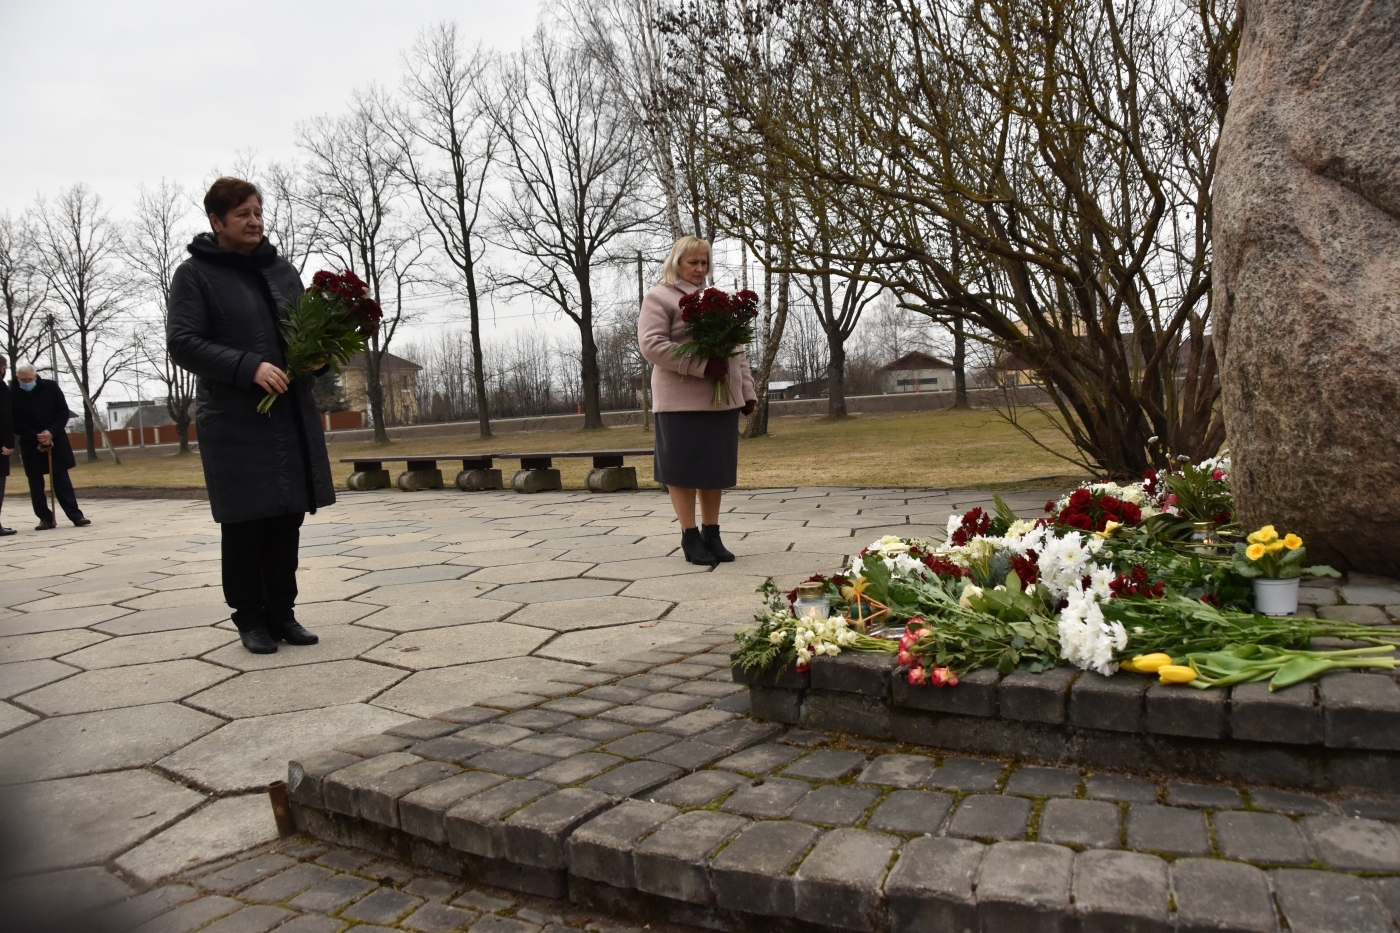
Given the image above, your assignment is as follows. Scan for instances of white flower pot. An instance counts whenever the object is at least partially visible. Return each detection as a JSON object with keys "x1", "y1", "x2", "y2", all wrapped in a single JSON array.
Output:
[{"x1": 1253, "y1": 577, "x2": 1300, "y2": 616}]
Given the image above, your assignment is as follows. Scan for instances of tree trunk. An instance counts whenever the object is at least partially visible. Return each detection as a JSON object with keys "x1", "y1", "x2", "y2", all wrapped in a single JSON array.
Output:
[
  {"x1": 579, "y1": 320, "x2": 604, "y2": 430},
  {"x1": 637, "y1": 252, "x2": 651, "y2": 432},
  {"x1": 83, "y1": 406, "x2": 96, "y2": 461},
  {"x1": 821, "y1": 274, "x2": 848, "y2": 418},
  {"x1": 366, "y1": 347, "x2": 390, "y2": 446},
  {"x1": 465, "y1": 257, "x2": 492, "y2": 439},
  {"x1": 744, "y1": 264, "x2": 791, "y2": 439},
  {"x1": 952, "y1": 315, "x2": 970, "y2": 409},
  {"x1": 176, "y1": 418, "x2": 190, "y2": 454}
]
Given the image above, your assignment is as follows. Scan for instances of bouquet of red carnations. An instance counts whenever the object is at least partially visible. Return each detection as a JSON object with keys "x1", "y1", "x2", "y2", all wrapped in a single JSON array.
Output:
[
  {"x1": 673, "y1": 286, "x2": 759, "y2": 407},
  {"x1": 257, "y1": 270, "x2": 382, "y2": 415}
]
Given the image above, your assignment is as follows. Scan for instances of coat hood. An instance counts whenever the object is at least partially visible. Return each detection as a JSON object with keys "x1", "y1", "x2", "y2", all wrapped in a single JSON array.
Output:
[{"x1": 187, "y1": 231, "x2": 280, "y2": 268}]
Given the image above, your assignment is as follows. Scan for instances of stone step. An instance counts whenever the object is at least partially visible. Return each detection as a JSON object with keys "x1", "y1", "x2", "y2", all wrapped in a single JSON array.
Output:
[
  {"x1": 736, "y1": 650, "x2": 1400, "y2": 795},
  {"x1": 284, "y1": 639, "x2": 1400, "y2": 933}
]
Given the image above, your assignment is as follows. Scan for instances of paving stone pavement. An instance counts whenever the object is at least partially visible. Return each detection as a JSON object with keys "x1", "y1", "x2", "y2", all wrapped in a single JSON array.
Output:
[
  {"x1": 5, "y1": 484, "x2": 1399, "y2": 932},
  {"x1": 0, "y1": 485, "x2": 1048, "y2": 928}
]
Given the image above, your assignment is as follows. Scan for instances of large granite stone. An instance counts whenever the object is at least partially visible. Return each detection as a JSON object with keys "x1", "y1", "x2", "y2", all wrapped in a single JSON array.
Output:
[{"x1": 1214, "y1": 0, "x2": 1400, "y2": 574}]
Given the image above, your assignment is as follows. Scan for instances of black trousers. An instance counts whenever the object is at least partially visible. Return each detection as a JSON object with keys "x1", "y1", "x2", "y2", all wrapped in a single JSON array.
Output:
[
  {"x1": 221, "y1": 512, "x2": 304, "y2": 625},
  {"x1": 26, "y1": 467, "x2": 83, "y2": 523}
]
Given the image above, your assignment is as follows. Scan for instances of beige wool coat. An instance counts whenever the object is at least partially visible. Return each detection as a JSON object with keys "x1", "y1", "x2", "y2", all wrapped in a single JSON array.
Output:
[{"x1": 638, "y1": 280, "x2": 758, "y2": 413}]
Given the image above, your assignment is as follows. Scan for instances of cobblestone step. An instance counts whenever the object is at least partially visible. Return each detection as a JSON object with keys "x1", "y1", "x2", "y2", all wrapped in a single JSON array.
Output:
[
  {"x1": 734, "y1": 648, "x2": 1400, "y2": 795},
  {"x1": 286, "y1": 636, "x2": 1400, "y2": 933}
]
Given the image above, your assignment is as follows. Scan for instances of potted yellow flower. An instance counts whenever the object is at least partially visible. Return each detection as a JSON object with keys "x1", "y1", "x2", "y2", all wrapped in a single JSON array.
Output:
[{"x1": 1231, "y1": 525, "x2": 1337, "y2": 615}]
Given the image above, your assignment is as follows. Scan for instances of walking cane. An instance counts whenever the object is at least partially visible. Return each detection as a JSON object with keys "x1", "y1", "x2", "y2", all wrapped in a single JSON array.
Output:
[{"x1": 46, "y1": 447, "x2": 55, "y2": 524}]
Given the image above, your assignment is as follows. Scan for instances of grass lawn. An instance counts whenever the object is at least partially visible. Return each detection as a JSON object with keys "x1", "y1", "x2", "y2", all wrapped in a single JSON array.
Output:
[{"x1": 55, "y1": 407, "x2": 1089, "y2": 492}]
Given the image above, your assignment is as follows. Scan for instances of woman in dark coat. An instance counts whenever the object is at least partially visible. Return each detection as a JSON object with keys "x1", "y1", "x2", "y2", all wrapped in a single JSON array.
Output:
[{"x1": 167, "y1": 177, "x2": 336, "y2": 654}]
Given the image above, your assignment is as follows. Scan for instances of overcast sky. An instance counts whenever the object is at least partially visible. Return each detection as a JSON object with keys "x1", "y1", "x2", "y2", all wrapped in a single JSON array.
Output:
[{"x1": 0, "y1": 0, "x2": 543, "y2": 214}]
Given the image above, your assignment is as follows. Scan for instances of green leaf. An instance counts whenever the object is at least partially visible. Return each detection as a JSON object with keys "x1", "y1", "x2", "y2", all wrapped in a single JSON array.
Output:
[{"x1": 1270, "y1": 657, "x2": 1334, "y2": 690}]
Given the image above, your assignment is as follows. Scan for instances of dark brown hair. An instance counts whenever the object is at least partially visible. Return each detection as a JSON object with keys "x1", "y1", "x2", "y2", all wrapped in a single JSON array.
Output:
[{"x1": 203, "y1": 177, "x2": 262, "y2": 223}]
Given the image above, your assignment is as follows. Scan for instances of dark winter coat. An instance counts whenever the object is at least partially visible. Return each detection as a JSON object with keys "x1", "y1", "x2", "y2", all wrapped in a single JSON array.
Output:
[
  {"x1": 166, "y1": 233, "x2": 335, "y2": 524},
  {"x1": 0, "y1": 379, "x2": 12, "y2": 477},
  {"x1": 11, "y1": 378, "x2": 77, "y2": 479}
]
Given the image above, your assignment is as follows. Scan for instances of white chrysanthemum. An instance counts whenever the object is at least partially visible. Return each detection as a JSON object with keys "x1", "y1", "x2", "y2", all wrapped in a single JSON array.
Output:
[
  {"x1": 1006, "y1": 519, "x2": 1037, "y2": 539},
  {"x1": 1056, "y1": 583, "x2": 1128, "y2": 676},
  {"x1": 946, "y1": 514, "x2": 963, "y2": 539},
  {"x1": 769, "y1": 631, "x2": 786, "y2": 645}
]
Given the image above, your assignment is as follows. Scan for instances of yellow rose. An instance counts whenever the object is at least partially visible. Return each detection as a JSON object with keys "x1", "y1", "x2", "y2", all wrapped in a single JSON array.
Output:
[
  {"x1": 1245, "y1": 543, "x2": 1266, "y2": 561},
  {"x1": 1158, "y1": 665, "x2": 1198, "y2": 684},
  {"x1": 1126, "y1": 653, "x2": 1172, "y2": 673},
  {"x1": 1266, "y1": 540, "x2": 1286, "y2": 554},
  {"x1": 1283, "y1": 533, "x2": 1303, "y2": 550}
]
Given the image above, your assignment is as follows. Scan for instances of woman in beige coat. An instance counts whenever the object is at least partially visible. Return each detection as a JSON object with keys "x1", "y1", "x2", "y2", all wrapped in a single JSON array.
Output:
[{"x1": 639, "y1": 236, "x2": 758, "y2": 565}]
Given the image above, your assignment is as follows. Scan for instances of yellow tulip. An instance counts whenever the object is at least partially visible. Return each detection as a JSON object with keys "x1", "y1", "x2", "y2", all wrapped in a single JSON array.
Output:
[
  {"x1": 1283, "y1": 533, "x2": 1303, "y2": 550},
  {"x1": 1245, "y1": 543, "x2": 1266, "y2": 561},
  {"x1": 1266, "y1": 540, "x2": 1286, "y2": 554},
  {"x1": 1158, "y1": 665, "x2": 1198, "y2": 684},
  {"x1": 1127, "y1": 653, "x2": 1172, "y2": 673}
]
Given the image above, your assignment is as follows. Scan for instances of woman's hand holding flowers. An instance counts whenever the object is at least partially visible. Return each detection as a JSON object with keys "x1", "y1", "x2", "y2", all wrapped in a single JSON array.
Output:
[{"x1": 704, "y1": 357, "x2": 729, "y2": 381}]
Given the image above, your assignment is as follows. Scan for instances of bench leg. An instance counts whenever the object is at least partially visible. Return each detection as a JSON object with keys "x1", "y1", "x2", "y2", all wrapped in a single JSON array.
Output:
[
  {"x1": 346, "y1": 469, "x2": 392, "y2": 491},
  {"x1": 585, "y1": 466, "x2": 637, "y2": 493},
  {"x1": 455, "y1": 468, "x2": 503, "y2": 492},
  {"x1": 510, "y1": 469, "x2": 562, "y2": 494},
  {"x1": 396, "y1": 469, "x2": 444, "y2": 491}
]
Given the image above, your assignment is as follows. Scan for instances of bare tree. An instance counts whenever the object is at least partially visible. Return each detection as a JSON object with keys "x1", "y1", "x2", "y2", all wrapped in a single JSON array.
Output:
[
  {"x1": 126, "y1": 180, "x2": 198, "y2": 452},
  {"x1": 388, "y1": 22, "x2": 499, "y2": 438},
  {"x1": 262, "y1": 161, "x2": 323, "y2": 274},
  {"x1": 35, "y1": 184, "x2": 134, "y2": 459},
  {"x1": 299, "y1": 94, "x2": 426, "y2": 445},
  {"x1": 682, "y1": 0, "x2": 1236, "y2": 477},
  {"x1": 0, "y1": 210, "x2": 47, "y2": 373},
  {"x1": 490, "y1": 31, "x2": 657, "y2": 429},
  {"x1": 565, "y1": 0, "x2": 686, "y2": 238}
]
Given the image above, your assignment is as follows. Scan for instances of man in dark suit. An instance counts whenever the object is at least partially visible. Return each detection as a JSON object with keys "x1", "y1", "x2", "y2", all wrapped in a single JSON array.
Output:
[
  {"x1": 0, "y1": 358, "x2": 14, "y2": 536},
  {"x1": 11, "y1": 362, "x2": 89, "y2": 530}
]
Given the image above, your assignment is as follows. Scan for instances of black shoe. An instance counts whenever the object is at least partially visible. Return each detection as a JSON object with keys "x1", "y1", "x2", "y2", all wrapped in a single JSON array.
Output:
[
  {"x1": 231, "y1": 606, "x2": 278, "y2": 654},
  {"x1": 701, "y1": 525, "x2": 735, "y2": 562},
  {"x1": 71, "y1": 517, "x2": 91, "y2": 527},
  {"x1": 681, "y1": 527, "x2": 718, "y2": 566},
  {"x1": 238, "y1": 627, "x2": 279, "y2": 654},
  {"x1": 269, "y1": 615, "x2": 319, "y2": 646},
  {"x1": 35, "y1": 520, "x2": 55, "y2": 531},
  {"x1": 0, "y1": 526, "x2": 15, "y2": 537}
]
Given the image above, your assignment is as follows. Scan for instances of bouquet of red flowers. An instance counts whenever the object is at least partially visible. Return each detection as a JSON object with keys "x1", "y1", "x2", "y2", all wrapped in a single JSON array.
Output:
[
  {"x1": 673, "y1": 287, "x2": 759, "y2": 406},
  {"x1": 258, "y1": 270, "x2": 382, "y2": 415},
  {"x1": 1048, "y1": 487, "x2": 1143, "y2": 532}
]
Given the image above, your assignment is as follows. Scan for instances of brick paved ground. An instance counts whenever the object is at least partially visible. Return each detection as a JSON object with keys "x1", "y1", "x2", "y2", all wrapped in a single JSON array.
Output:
[
  {"x1": 0, "y1": 485, "x2": 1046, "y2": 929},
  {"x1": 4, "y1": 485, "x2": 1397, "y2": 932}
]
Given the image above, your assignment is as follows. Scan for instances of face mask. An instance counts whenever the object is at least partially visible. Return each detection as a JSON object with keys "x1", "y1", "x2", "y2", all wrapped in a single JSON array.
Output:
[{"x1": 18, "y1": 381, "x2": 36, "y2": 391}]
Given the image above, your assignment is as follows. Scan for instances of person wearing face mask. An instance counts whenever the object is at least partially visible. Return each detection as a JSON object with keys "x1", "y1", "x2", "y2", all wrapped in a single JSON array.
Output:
[
  {"x1": 0, "y1": 357, "x2": 15, "y2": 536},
  {"x1": 10, "y1": 362, "x2": 89, "y2": 530}
]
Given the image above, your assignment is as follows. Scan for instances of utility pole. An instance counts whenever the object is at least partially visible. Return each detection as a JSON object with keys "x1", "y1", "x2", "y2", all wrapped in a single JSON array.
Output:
[{"x1": 637, "y1": 250, "x2": 652, "y2": 433}]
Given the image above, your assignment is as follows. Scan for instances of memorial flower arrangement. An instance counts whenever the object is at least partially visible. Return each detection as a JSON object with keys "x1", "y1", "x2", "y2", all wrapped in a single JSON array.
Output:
[
  {"x1": 733, "y1": 458, "x2": 1397, "y2": 688},
  {"x1": 1232, "y1": 525, "x2": 1311, "y2": 579},
  {"x1": 673, "y1": 287, "x2": 760, "y2": 406},
  {"x1": 257, "y1": 270, "x2": 383, "y2": 414}
]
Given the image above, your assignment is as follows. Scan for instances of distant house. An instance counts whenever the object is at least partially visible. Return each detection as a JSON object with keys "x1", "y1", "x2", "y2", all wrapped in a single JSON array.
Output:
[
  {"x1": 767, "y1": 380, "x2": 798, "y2": 401},
  {"x1": 343, "y1": 351, "x2": 422, "y2": 426},
  {"x1": 881, "y1": 351, "x2": 955, "y2": 394}
]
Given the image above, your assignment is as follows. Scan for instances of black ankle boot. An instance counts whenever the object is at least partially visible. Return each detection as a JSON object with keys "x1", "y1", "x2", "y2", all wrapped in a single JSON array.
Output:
[
  {"x1": 232, "y1": 607, "x2": 278, "y2": 655},
  {"x1": 701, "y1": 525, "x2": 735, "y2": 562},
  {"x1": 681, "y1": 527, "x2": 718, "y2": 566},
  {"x1": 269, "y1": 612, "x2": 319, "y2": 646}
]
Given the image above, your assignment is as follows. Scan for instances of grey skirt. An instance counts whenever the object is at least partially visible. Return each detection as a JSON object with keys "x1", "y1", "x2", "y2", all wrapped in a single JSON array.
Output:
[{"x1": 654, "y1": 409, "x2": 740, "y2": 489}]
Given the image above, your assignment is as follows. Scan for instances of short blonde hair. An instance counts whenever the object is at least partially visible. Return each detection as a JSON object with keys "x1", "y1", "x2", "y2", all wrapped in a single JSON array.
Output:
[{"x1": 660, "y1": 236, "x2": 711, "y2": 287}]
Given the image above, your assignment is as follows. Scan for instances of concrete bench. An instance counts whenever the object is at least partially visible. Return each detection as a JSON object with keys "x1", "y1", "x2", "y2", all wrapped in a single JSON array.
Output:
[{"x1": 340, "y1": 449, "x2": 652, "y2": 494}]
